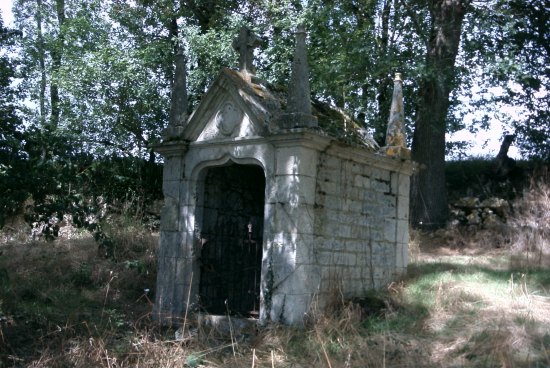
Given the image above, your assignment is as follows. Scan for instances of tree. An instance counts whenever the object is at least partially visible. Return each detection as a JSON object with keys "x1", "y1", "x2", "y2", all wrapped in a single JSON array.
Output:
[
  {"x1": 245, "y1": 0, "x2": 423, "y2": 146},
  {"x1": 507, "y1": 0, "x2": 549, "y2": 160},
  {"x1": 0, "y1": 15, "x2": 26, "y2": 225},
  {"x1": 410, "y1": 0, "x2": 471, "y2": 228},
  {"x1": 272, "y1": 0, "x2": 468, "y2": 228},
  {"x1": 6, "y1": 0, "x2": 549, "y2": 230},
  {"x1": 465, "y1": 0, "x2": 549, "y2": 160}
]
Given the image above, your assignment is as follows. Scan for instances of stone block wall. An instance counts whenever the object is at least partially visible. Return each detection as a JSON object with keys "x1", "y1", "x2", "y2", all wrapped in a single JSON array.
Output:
[{"x1": 312, "y1": 150, "x2": 410, "y2": 303}]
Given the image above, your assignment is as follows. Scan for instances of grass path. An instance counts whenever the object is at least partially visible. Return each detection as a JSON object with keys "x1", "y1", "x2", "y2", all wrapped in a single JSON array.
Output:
[{"x1": 404, "y1": 246, "x2": 550, "y2": 367}]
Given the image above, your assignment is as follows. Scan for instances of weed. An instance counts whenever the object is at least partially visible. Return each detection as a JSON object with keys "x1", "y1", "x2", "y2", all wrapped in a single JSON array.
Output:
[{"x1": 71, "y1": 262, "x2": 94, "y2": 288}]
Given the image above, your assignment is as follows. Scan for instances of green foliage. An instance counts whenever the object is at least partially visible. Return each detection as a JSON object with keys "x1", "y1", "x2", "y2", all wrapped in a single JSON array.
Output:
[
  {"x1": 306, "y1": 0, "x2": 425, "y2": 144},
  {"x1": 3, "y1": 0, "x2": 549, "y2": 232},
  {"x1": 459, "y1": 0, "x2": 550, "y2": 160},
  {"x1": 0, "y1": 17, "x2": 25, "y2": 226},
  {"x1": 445, "y1": 158, "x2": 530, "y2": 201},
  {"x1": 493, "y1": 0, "x2": 549, "y2": 160},
  {"x1": 362, "y1": 305, "x2": 428, "y2": 333},
  {"x1": 446, "y1": 158, "x2": 500, "y2": 195},
  {"x1": 184, "y1": 17, "x2": 240, "y2": 108},
  {"x1": 185, "y1": 354, "x2": 202, "y2": 368},
  {"x1": 1, "y1": 131, "x2": 162, "y2": 230}
]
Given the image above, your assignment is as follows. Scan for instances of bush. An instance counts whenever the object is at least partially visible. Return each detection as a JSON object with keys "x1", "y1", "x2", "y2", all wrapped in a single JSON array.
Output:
[{"x1": 445, "y1": 157, "x2": 528, "y2": 201}]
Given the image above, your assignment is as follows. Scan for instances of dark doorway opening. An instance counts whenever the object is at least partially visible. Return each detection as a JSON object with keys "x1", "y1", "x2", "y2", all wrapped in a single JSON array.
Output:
[{"x1": 198, "y1": 164, "x2": 265, "y2": 317}]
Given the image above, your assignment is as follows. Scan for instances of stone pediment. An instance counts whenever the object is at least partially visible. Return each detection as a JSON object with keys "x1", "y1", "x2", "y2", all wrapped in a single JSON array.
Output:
[
  {"x1": 179, "y1": 68, "x2": 380, "y2": 151},
  {"x1": 183, "y1": 68, "x2": 282, "y2": 142}
]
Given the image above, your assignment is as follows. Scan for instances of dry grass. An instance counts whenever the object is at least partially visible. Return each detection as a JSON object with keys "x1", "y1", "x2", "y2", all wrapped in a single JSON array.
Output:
[
  {"x1": 407, "y1": 254, "x2": 550, "y2": 367},
  {"x1": 406, "y1": 175, "x2": 550, "y2": 367},
  {"x1": 1, "y1": 180, "x2": 550, "y2": 367},
  {"x1": 0, "y1": 214, "x2": 160, "y2": 367},
  {"x1": 1, "y1": 231, "x2": 431, "y2": 367},
  {"x1": 1, "y1": 240, "x2": 549, "y2": 367},
  {"x1": 418, "y1": 171, "x2": 550, "y2": 269},
  {"x1": 509, "y1": 169, "x2": 550, "y2": 268}
]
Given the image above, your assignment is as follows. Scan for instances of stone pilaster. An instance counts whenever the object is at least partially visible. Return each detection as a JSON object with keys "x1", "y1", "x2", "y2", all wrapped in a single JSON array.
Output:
[
  {"x1": 261, "y1": 141, "x2": 321, "y2": 325},
  {"x1": 153, "y1": 142, "x2": 189, "y2": 325}
]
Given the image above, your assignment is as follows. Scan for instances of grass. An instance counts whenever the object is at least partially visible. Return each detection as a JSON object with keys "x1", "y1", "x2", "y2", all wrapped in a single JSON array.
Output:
[
  {"x1": 1, "y1": 178, "x2": 549, "y2": 367},
  {"x1": 1, "y1": 233, "x2": 548, "y2": 367},
  {"x1": 402, "y1": 238, "x2": 550, "y2": 367},
  {"x1": 0, "y1": 216, "x2": 159, "y2": 367}
]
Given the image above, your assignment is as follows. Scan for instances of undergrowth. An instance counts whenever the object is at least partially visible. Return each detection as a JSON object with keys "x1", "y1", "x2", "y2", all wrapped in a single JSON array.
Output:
[
  {"x1": 0, "y1": 175, "x2": 549, "y2": 367},
  {"x1": 0, "y1": 214, "x2": 158, "y2": 367}
]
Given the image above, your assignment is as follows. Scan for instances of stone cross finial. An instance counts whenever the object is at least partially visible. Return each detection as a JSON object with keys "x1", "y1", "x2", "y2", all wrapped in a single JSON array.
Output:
[
  {"x1": 232, "y1": 26, "x2": 262, "y2": 75},
  {"x1": 277, "y1": 24, "x2": 318, "y2": 129},
  {"x1": 382, "y1": 73, "x2": 410, "y2": 159}
]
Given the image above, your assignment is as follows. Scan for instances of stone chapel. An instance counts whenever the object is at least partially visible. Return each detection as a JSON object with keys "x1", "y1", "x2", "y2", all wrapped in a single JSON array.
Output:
[{"x1": 154, "y1": 26, "x2": 413, "y2": 325}]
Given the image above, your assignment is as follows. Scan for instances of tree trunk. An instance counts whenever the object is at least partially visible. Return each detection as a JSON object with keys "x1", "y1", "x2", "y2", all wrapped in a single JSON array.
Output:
[
  {"x1": 50, "y1": 0, "x2": 65, "y2": 130},
  {"x1": 36, "y1": 0, "x2": 46, "y2": 128},
  {"x1": 410, "y1": 0, "x2": 469, "y2": 229}
]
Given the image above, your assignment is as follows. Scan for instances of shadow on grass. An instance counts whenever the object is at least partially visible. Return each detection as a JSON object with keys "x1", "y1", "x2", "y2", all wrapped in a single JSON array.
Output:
[
  {"x1": 360, "y1": 259, "x2": 550, "y2": 339},
  {"x1": 450, "y1": 323, "x2": 550, "y2": 368},
  {"x1": 371, "y1": 261, "x2": 550, "y2": 367}
]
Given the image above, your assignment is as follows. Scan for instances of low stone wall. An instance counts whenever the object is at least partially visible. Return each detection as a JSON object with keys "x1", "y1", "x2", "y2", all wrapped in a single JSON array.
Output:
[{"x1": 450, "y1": 197, "x2": 511, "y2": 228}]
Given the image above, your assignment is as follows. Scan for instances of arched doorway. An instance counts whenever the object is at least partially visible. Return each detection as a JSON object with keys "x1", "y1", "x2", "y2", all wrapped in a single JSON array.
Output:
[{"x1": 198, "y1": 164, "x2": 265, "y2": 317}]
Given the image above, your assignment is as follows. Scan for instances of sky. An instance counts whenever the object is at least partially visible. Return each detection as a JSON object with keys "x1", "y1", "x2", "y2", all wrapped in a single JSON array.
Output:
[
  {"x1": 0, "y1": 0, "x2": 521, "y2": 160},
  {"x1": 448, "y1": 124, "x2": 520, "y2": 160},
  {"x1": 0, "y1": 0, "x2": 13, "y2": 27}
]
